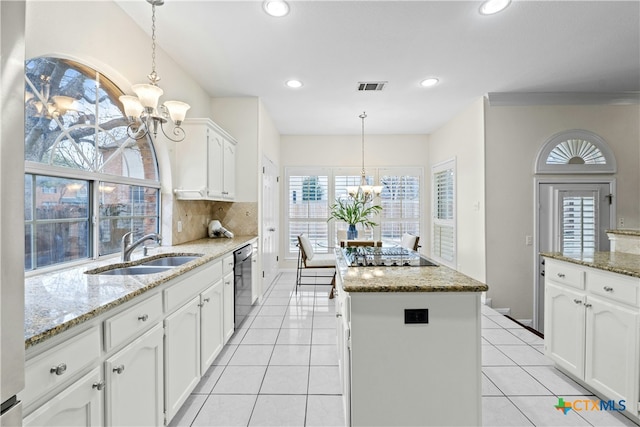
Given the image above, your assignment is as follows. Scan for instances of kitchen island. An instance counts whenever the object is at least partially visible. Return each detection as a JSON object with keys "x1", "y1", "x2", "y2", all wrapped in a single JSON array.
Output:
[{"x1": 334, "y1": 246, "x2": 488, "y2": 427}]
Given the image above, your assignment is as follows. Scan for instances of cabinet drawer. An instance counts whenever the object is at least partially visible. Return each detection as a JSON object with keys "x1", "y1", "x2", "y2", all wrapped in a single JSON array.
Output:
[
  {"x1": 165, "y1": 260, "x2": 222, "y2": 312},
  {"x1": 23, "y1": 326, "x2": 100, "y2": 407},
  {"x1": 546, "y1": 259, "x2": 584, "y2": 289},
  {"x1": 222, "y1": 254, "x2": 234, "y2": 275},
  {"x1": 587, "y1": 269, "x2": 640, "y2": 307},
  {"x1": 104, "y1": 293, "x2": 163, "y2": 351}
]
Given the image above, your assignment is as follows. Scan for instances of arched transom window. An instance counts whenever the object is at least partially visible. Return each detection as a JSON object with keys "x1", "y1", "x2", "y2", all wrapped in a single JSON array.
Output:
[
  {"x1": 24, "y1": 57, "x2": 160, "y2": 271},
  {"x1": 535, "y1": 129, "x2": 617, "y2": 174}
]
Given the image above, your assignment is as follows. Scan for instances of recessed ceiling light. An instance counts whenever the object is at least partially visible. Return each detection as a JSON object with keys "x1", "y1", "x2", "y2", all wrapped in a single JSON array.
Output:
[
  {"x1": 479, "y1": 0, "x2": 511, "y2": 15},
  {"x1": 420, "y1": 78, "x2": 439, "y2": 88},
  {"x1": 285, "y1": 79, "x2": 303, "y2": 89},
  {"x1": 263, "y1": 0, "x2": 289, "y2": 17}
]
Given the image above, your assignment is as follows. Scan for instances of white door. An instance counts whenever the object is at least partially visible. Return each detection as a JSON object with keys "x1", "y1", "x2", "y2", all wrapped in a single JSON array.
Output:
[
  {"x1": 536, "y1": 181, "x2": 613, "y2": 332},
  {"x1": 262, "y1": 155, "x2": 279, "y2": 289}
]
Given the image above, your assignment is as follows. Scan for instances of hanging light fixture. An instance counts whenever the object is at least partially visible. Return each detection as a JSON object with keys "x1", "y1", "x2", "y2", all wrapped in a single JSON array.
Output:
[
  {"x1": 347, "y1": 112, "x2": 383, "y2": 202},
  {"x1": 120, "y1": 0, "x2": 190, "y2": 142}
]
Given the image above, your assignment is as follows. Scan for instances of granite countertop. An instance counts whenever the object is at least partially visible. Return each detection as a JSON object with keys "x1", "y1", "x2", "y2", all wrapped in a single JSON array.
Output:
[
  {"x1": 24, "y1": 236, "x2": 257, "y2": 349},
  {"x1": 336, "y1": 249, "x2": 488, "y2": 293},
  {"x1": 606, "y1": 229, "x2": 640, "y2": 237},
  {"x1": 541, "y1": 251, "x2": 640, "y2": 278}
]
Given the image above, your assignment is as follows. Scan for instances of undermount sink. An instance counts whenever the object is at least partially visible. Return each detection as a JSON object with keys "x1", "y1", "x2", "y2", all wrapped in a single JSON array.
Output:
[
  {"x1": 87, "y1": 254, "x2": 202, "y2": 276},
  {"x1": 140, "y1": 255, "x2": 201, "y2": 267},
  {"x1": 95, "y1": 265, "x2": 175, "y2": 275}
]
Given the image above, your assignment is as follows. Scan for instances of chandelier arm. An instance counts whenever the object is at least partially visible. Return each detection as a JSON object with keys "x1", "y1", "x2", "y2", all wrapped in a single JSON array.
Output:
[
  {"x1": 125, "y1": 122, "x2": 150, "y2": 140},
  {"x1": 159, "y1": 121, "x2": 186, "y2": 142}
]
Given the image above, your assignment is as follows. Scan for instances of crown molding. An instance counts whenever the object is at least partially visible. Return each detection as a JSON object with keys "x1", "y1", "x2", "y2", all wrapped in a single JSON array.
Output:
[{"x1": 487, "y1": 92, "x2": 640, "y2": 107}]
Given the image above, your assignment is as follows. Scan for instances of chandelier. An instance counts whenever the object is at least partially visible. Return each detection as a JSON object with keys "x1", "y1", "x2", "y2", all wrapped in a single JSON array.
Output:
[
  {"x1": 25, "y1": 74, "x2": 76, "y2": 119},
  {"x1": 347, "y1": 112, "x2": 383, "y2": 202},
  {"x1": 119, "y1": 0, "x2": 190, "y2": 142}
]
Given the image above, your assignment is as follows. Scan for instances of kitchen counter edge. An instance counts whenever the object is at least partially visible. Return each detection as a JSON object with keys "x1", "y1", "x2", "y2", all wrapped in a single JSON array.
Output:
[
  {"x1": 541, "y1": 251, "x2": 640, "y2": 278},
  {"x1": 24, "y1": 236, "x2": 257, "y2": 349}
]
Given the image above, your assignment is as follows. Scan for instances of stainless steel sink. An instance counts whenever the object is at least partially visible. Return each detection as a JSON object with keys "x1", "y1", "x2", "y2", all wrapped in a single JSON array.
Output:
[
  {"x1": 95, "y1": 265, "x2": 175, "y2": 275},
  {"x1": 140, "y1": 255, "x2": 201, "y2": 267}
]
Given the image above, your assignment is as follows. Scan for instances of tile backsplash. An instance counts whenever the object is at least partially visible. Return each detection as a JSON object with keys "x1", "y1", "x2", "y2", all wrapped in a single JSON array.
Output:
[{"x1": 172, "y1": 199, "x2": 258, "y2": 245}]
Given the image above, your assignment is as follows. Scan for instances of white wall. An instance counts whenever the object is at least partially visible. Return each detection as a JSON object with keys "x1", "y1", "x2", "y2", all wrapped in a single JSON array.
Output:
[
  {"x1": 428, "y1": 98, "x2": 486, "y2": 283},
  {"x1": 485, "y1": 103, "x2": 640, "y2": 319}
]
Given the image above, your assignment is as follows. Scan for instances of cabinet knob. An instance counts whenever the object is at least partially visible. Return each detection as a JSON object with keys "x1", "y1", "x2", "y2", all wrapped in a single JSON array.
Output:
[
  {"x1": 336, "y1": 313, "x2": 342, "y2": 318},
  {"x1": 138, "y1": 314, "x2": 149, "y2": 322},
  {"x1": 584, "y1": 303, "x2": 592, "y2": 308},
  {"x1": 573, "y1": 299, "x2": 582, "y2": 304},
  {"x1": 557, "y1": 273, "x2": 566, "y2": 278},
  {"x1": 113, "y1": 365, "x2": 125, "y2": 374},
  {"x1": 50, "y1": 363, "x2": 67, "y2": 376},
  {"x1": 198, "y1": 303, "x2": 205, "y2": 307},
  {"x1": 92, "y1": 381, "x2": 105, "y2": 391},
  {"x1": 603, "y1": 286, "x2": 614, "y2": 292},
  {"x1": 203, "y1": 298, "x2": 210, "y2": 303}
]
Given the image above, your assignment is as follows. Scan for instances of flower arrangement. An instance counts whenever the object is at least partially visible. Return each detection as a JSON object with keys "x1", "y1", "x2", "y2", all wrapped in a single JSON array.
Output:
[{"x1": 328, "y1": 192, "x2": 382, "y2": 239}]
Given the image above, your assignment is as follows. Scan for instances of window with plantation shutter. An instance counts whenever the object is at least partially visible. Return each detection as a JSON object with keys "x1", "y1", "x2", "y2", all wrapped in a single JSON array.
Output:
[
  {"x1": 432, "y1": 160, "x2": 456, "y2": 266},
  {"x1": 287, "y1": 172, "x2": 330, "y2": 256},
  {"x1": 285, "y1": 167, "x2": 423, "y2": 259},
  {"x1": 560, "y1": 192, "x2": 598, "y2": 256},
  {"x1": 379, "y1": 169, "x2": 420, "y2": 244}
]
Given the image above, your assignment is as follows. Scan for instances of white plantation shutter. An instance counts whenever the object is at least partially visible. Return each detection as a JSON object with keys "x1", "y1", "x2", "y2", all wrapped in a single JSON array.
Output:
[
  {"x1": 432, "y1": 160, "x2": 456, "y2": 265},
  {"x1": 560, "y1": 192, "x2": 598, "y2": 255},
  {"x1": 287, "y1": 172, "x2": 330, "y2": 255},
  {"x1": 379, "y1": 169, "x2": 421, "y2": 244}
]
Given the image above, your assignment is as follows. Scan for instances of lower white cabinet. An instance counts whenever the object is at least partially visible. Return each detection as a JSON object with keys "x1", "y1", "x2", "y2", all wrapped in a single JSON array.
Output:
[
  {"x1": 544, "y1": 258, "x2": 640, "y2": 419},
  {"x1": 223, "y1": 271, "x2": 235, "y2": 342},
  {"x1": 200, "y1": 280, "x2": 224, "y2": 373},
  {"x1": 105, "y1": 323, "x2": 164, "y2": 427},
  {"x1": 164, "y1": 296, "x2": 201, "y2": 423},
  {"x1": 23, "y1": 367, "x2": 104, "y2": 427}
]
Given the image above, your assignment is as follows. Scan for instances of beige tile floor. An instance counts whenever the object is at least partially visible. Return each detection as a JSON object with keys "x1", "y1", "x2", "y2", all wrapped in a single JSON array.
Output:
[{"x1": 169, "y1": 272, "x2": 638, "y2": 427}]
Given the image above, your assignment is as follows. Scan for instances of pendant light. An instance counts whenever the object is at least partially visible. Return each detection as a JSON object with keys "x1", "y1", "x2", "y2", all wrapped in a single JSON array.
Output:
[{"x1": 347, "y1": 112, "x2": 383, "y2": 202}]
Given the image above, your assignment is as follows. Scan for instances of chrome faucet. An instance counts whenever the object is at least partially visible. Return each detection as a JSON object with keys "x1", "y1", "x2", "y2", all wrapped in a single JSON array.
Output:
[{"x1": 121, "y1": 231, "x2": 162, "y2": 262}]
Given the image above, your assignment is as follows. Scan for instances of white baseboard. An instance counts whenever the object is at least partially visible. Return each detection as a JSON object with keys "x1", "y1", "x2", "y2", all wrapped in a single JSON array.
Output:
[
  {"x1": 484, "y1": 297, "x2": 492, "y2": 307},
  {"x1": 494, "y1": 308, "x2": 511, "y2": 316},
  {"x1": 516, "y1": 319, "x2": 533, "y2": 328}
]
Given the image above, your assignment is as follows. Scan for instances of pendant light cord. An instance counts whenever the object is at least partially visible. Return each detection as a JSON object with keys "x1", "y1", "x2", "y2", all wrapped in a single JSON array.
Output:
[
  {"x1": 360, "y1": 111, "x2": 367, "y2": 185},
  {"x1": 148, "y1": 3, "x2": 160, "y2": 84}
]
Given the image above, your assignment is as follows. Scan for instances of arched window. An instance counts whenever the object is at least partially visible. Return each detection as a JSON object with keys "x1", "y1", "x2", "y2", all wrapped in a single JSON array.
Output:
[
  {"x1": 24, "y1": 57, "x2": 160, "y2": 271},
  {"x1": 535, "y1": 129, "x2": 617, "y2": 174}
]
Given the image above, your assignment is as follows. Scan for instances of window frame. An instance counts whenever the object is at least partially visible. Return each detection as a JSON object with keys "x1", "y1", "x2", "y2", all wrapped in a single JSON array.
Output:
[
  {"x1": 24, "y1": 57, "x2": 161, "y2": 273},
  {"x1": 284, "y1": 166, "x2": 423, "y2": 259},
  {"x1": 431, "y1": 158, "x2": 456, "y2": 268}
]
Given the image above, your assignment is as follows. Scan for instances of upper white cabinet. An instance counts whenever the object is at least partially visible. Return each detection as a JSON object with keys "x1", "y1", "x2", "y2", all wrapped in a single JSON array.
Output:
[{"x1": 174, "y1": 118, "x2": 237, "y2": 201}]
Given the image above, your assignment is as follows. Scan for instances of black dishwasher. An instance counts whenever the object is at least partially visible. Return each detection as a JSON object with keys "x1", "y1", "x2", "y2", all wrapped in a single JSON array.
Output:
[{"x1": 233, "y1": 244, "x2": 253, "y2": 329}]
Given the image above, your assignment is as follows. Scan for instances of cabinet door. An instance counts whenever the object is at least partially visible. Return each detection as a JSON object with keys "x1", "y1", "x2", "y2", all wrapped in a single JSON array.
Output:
[
  {"x1": 23, "y1": 367, "x2": 103, "y2": 427},
  {"x1": 175, "y1": 122, "x2": 208, "y2": 198},
  {"x1": 544, "y1": 282, "x2": 586, "y2": 379},
  {"x1": 105, "y1": 323, "x2": 164, "y2": 427},
  {"x1": 585, "y1": 295, "x2": 639, "y2": 410},
  {"x1": 165, "y1": 296, "x2": 201, "y2": 423},
  {"x1": 222, "y1": 139, "x2": 236, "y2": 199},
  {"x1": 207, "y1": 132, "x2": 224, "y2": 199},
  {"x1": 201, "y1": 280, "x2": 224, "y2": 373},
  {"x1": 223, "y1": 271, "x2": 235, "y2": 342}
]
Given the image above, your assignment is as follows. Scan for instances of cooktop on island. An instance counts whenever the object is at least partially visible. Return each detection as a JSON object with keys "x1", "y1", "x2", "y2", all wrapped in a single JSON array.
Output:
[{"x1": 342, "y1": 246, "x2": 438, "y2": 267}]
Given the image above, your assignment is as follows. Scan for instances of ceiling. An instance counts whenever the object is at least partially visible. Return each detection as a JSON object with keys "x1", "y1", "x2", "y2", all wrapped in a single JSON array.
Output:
[{"x1": 116, "y1": 1, "x2": 640, "y2": 135}]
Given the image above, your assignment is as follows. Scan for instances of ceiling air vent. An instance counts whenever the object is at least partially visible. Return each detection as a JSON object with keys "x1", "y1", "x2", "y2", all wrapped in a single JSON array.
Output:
[{"x1": 357, "y1": 81, "x2": 387, "y2": 91}]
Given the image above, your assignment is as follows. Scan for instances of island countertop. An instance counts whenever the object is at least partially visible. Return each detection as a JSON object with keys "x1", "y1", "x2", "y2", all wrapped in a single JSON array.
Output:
[
  {"x1": 541, "y1": 251, "x2": 640, "y2": 278},
  {"x1": 336, "y1": 248, "x2": 488, "y2": 293},
  {"x1": 24, "y1": 236, "x2": 257, "y2": 349}
]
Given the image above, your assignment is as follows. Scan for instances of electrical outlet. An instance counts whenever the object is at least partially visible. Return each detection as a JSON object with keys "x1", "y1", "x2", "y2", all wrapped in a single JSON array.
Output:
[
  {"x1": 619, "y1": 217, "x2": 625, "y2": 228},
  {"x1": 177, "y1": 220, "x2": 182, "y2": 233},
  {"x1": 525, "y1": 235, "x2": 533, "y2": 246}
]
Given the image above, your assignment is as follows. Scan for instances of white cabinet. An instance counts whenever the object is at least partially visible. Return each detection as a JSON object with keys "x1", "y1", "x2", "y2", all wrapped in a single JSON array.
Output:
[
  {"x1": 174, "y1": 118, "x2": 237, "y2": 201},
  {"x1": 23, "y1": 367, "x2": 103, "y2": 427},
  {"x1": 223, "y1": 271, "x2": 235, "y2": 342},
  {"x1": 200, "y1": 280, "x2": 224, "y2": 373},
  {"x1": 164, "y1": 296, "x2": 201, "y2": 423},
  {"x1": 105, "y1": 323, "x2": 164, "y2": 427},
  {"x1": 544, "y1": 258, "x2": 640, "y2": 418}
]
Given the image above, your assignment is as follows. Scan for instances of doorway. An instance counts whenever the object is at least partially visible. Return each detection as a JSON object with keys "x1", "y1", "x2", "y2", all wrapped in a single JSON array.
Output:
[
  {"x1": 534, "y1": 180, "x2": 615, "y2": 332},
  {"x1": 261, "y1": 155, "x2": 279, "y2": 290}
]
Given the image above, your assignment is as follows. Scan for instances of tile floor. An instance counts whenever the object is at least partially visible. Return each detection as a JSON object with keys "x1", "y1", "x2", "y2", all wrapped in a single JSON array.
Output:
[{"x1": 169, "y1": 272, "x2": 638, "y2": 427}]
